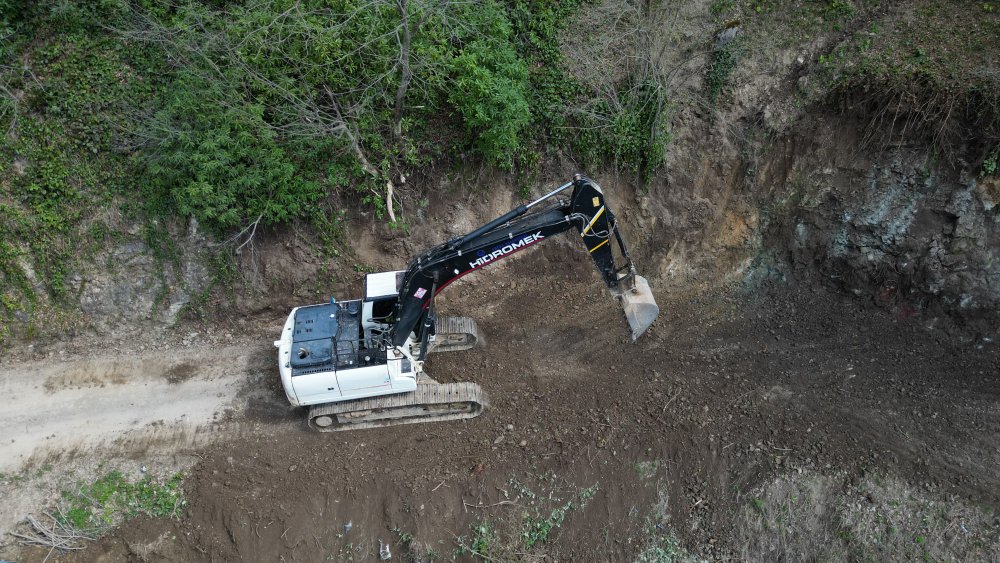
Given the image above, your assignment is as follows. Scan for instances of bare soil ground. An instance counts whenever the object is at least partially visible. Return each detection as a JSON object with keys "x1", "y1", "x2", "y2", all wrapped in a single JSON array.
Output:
[{"x1": 3, "y1": 245, "x2": 999, "y2": 561}]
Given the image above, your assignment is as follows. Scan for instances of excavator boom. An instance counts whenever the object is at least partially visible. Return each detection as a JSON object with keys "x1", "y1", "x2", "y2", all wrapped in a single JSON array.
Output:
[{"x1": 390, "y1": 175, "x2": 659, "y2": 346}]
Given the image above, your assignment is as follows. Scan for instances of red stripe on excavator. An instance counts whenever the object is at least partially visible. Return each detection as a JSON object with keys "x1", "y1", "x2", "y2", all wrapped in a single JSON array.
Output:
[{"x1": 424, "y1": 238, "x2": 545, "y2": 307}]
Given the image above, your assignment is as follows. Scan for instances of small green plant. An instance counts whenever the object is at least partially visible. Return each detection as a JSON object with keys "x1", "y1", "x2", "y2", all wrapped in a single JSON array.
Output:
[
  {"x1": 709, "y1": 0, "x2": 736, "y2": 16},
  {"x1": 516, "y1": 480, "x2": 599, "y2": 548},
  {"x1": 455, "y1": 520, "x2": 498, "y2": 560},
  {"x1": 507, "y1": 476, "x2": 538, "y2": 501},
  {"x1": 982, "y1": 149, "x2": 998, "y2": 177},
  {"x1": 825, "y1": 0, "x2": 855, "y2": 22},
  {"x1": 392, "y1": 526, "x2": 414, "y2": 546}
]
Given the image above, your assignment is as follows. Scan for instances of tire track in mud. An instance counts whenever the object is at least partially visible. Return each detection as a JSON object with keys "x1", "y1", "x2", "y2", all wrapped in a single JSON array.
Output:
[
  {"x1": 0, "y1": 343, "x2": 287, "y2": 544},
  {"x1": 0, "y1": 348, "x2": 255, "y2": 474}
]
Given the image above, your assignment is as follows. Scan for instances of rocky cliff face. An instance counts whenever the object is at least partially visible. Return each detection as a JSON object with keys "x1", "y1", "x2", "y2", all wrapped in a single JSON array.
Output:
[
  {"x1": 636, "y1": 106, "x2": 998, "y2": 333},
  {"x1": 779, "y1": 127, "x2": 999, "y2": 329}
]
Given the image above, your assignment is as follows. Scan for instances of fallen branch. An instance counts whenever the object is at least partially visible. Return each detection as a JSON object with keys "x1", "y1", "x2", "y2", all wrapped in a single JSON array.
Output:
[
  {"x1": 12, "y1": 511, "x2": 97, "y2": 559},
  {"x1": 462, "y1": 500, "x2": 517, "y2": 510},
  {"x1": 210, "y1": 213, "x2": 264, "y2": 252},
  {"x1": 385, "y1": 180, "x2": 396, "y2": 223}
]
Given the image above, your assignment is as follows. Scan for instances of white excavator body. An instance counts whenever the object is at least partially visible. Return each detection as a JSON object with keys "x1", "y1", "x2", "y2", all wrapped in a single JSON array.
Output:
[{"x1": 276, "y1": 270, "x2": 420, "y2": 408}]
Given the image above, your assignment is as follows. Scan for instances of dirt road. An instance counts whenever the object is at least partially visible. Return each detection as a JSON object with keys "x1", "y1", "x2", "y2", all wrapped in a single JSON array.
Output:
[{"x1": 0, "y1": 344, "x2": 269, "y2": 543}]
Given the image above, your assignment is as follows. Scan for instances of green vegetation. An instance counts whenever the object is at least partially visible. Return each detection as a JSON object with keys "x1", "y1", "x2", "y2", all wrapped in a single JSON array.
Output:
[
  {"x1": 982, "y1": 149, "x2": 998, "y2": 177},
  {"x1": 447, "y1": 4, "x2": 532, "y2": 171},
  {"x1": 0, "y1": 0, "x2": 673, "y2": 344},
  {"x1": 797, "y1": 0, "x2": 999, "y2": 150},
  {"x1": 736, "y1": 470, "x2": 1000, "y2": 561},
  {"x1": 453, "y1": 474, "x2": 600, "y2": 560},
  {"x1": 454, "y1": 520, "x2": 499, "y2": 560},
  {"x1": 636, "y1": 531, "x2": 701, "y2": 563},
  {"x1": 392, "y1": 525, "x2": 414, "y2": 548},
  {"x1": 706, "y1": 37, "x2": 742, "y2": 105},
  {"x1": 520, "y1": 482, "x2": 598, "y2": 548},
  {"x1": 572, "y1": 77, "x2": 670, "y2": 180},
  {"x1": 3, "y1": 0, "x2": 990, "y2": 345},
  {"x1": 59, "y1": 470, "x2": 185, "y2": 531},
  {"x1": 560, "y1": 0, "x2": 670, "y2": 179},
  {"x1": 0, "y1": 3, "x2": 155, "y2": 341},
  {"x1": 704, "y1": 0, "x2": 999, "y2": 159}
]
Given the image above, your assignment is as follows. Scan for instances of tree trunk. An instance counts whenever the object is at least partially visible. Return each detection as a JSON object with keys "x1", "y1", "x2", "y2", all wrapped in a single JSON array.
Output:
[{"x1": 392, "y1": 0, "x2": 413, "y2": 141}]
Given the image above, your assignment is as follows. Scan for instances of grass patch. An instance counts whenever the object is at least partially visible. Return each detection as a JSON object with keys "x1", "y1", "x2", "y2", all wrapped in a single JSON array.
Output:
[
  {"x1": 735, "y1": 469, "x2": 1000, "y2": 562},
  {"x1": 805, "y1": 0, "x2": 1000, "y2": 152},
  {"x1": 58, "y1": 471, "x2": 186, "y2": 531}
]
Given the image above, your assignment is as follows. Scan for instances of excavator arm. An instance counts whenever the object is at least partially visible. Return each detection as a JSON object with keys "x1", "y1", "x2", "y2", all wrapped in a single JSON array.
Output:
[{"x1": 388, "y1": 175, "x2": 659, "y2": 347}]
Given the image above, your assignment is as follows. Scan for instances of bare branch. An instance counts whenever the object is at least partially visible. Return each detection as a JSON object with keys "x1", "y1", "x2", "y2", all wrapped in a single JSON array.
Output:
[{"x1": 13, "y1": 511, "x2": 97, "y2": 554}]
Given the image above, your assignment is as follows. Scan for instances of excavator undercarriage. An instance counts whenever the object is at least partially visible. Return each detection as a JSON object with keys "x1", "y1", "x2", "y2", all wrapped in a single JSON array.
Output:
[
  {"x1": 305, "y1": 317, "x2": 486, "y2": 432},
  {"x1": 307, "y1": 381, "x2": 488, "y2": 431}
]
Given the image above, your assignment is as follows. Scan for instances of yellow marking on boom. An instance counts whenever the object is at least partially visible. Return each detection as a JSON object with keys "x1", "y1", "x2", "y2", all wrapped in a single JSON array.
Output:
[
  {"x1": 581, "y1": 206, "x2": 606, "y2": 237},
  {"x1": 589, "y1": 239, "x2": 609, "y2": 253}
]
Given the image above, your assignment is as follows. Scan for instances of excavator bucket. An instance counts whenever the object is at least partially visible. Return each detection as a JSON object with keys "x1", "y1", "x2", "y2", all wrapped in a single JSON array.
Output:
[{"x1": 616, "y1": 274, "x2": 659, "y2": 340}]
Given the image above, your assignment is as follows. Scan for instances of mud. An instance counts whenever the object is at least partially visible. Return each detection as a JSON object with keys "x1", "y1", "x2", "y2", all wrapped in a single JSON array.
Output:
[{"x1": 2, "y1": 244, "x2": 991, "y2": 562}]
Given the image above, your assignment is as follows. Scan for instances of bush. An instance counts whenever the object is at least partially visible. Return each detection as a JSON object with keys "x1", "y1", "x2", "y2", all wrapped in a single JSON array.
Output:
[
  {"x1": 449, "y1": 38, "x2": 531, "y2": 170},
  {"x1": 144, "y1": 73, "x2": 322, "y2": 232},
  {"x1": 571, "y1": 78, "x2": 670, "y2": 179}
]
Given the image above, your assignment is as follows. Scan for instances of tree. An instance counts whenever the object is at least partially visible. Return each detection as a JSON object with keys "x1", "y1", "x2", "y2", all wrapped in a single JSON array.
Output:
[{"x1": 120, "y1": 0, "x2": 534, "y2": 232}]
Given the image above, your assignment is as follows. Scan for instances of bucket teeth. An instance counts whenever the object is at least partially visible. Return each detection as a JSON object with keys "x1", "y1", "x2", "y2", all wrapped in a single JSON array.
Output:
[{"x1": 617, "y1": 275, "x2": 659, "y2": 341}]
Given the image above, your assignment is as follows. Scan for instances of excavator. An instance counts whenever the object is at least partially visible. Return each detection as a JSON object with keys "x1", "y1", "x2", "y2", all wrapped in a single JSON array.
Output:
[{"x1": 274, "y1": 175, "x2": 659, "y2": 431}]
